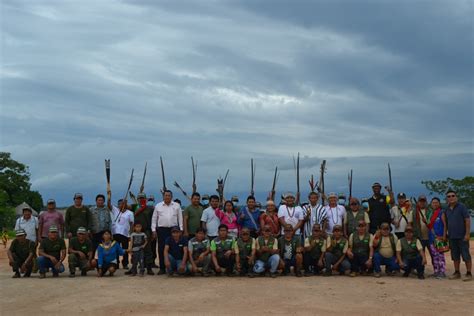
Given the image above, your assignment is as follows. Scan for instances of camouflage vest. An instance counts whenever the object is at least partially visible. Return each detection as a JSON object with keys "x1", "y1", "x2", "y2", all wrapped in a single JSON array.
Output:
[
  {"x1": 401, "y1": 238, "x2": 419, "y2": 260},
  {"x1": 237, "y1": 238, "x2": 253, "y2": 260},
  {"x1": 351, "y1": 233, "x2": 370, "y2": 257},
  {"x1": 329, "y1": 237, "x2": 347, "y2": 258},
  {"x1": 347, "y1": 210, "x2": 366, "y2": 235},
  {"x1": 257, "y1": 236, "x2": 276, "y2": 262},
  {"x1": 307, "y1": 237, "x2": 325, "y2": 259}
]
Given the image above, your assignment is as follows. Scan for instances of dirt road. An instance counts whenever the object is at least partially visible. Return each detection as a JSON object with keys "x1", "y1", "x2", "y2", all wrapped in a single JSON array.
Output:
[{"x1": 0, "y1": 241, "x2": 472, "y2": 315}]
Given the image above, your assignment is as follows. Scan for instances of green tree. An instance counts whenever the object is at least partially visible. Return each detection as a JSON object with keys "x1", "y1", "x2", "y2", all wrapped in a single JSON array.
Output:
[
  {"x1": 422, "y1": 176, "x2": 474, "y2": 208},
  {"x1": 0, "y1": 152, "x2": 44, "y2": 227}
]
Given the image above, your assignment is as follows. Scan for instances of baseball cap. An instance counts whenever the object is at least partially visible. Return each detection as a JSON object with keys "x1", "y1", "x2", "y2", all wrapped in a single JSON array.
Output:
[
  {"x1": 397, "y1": 193, "x2": 406, "y2": 199},
  {"x1": 74, "y1": 193, "x2": 83, "y2": 199},
  {"x1": 328, "y1": 192, "x2": 338, "y2": 199},
  {"x1": 333, "y1": 225, "x2": 342, "y2": 232},
  {"x1": 372, "y1": 182, "x2": 382, "y2": 188},
  {"x1": 418, "y1": 195, "x2": 427, "y2": 201},
  {"x1": 49, "y1": 225, "x2": 59, "y2": 233},
  {"x1": 171, "y1": 226, "x2": 181, "y2": 232},
  {"x1": 47, "y1": 199, "x2": 56, "y2": 204},
  {"x1": 77, "y1": 227, "x2": 87, "y2": 234}
]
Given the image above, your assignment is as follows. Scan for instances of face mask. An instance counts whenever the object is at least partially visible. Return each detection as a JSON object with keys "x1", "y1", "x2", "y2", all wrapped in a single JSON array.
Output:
[
  {"x1": 338, "y1": 199, "x2": 346, "y2": 205},
  {"x1": 147, "y1": 201, "x2": 154, "y2": 207},
  {"x1": 362, "y1": 202, "x2": 369, "y2": 209}
]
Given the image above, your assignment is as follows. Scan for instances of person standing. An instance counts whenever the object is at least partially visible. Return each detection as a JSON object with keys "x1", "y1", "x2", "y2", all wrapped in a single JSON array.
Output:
[
  {"x1": 218, "y1": 201, "x2": 240, "y2": 238},
  {"x1": 200, "y1": 195, "x2": 221, "y2": 240},
  {"x1": 183, "y1": 193, "x2": 203, "y2": 239},
  {"x1": 7, "y1": 229, "x2": 36, "y2": 278},
  {"x1": 278, "y1": 193, "x2": 304, "y2": 237},
  {"x1": 260, "y1": 200, "x2": 280, "y2": 237},
  {"x1": 390, "y1": 193, "x2": 413, "y2": 239},
  {"x1": 65, "y1": 193, "x2": 92, "y2": 239},
  {"x1": 428, "y1": 197, "x2": 447, "y2": 279},
  {"x1": 151, "y1": 190, "x2": 183, "y2": 275},
  {"x1": 89, "y1": 194, "x2": 112, "y2": 253},
  {"x1": 302, "y1": 192, "x2": 327, "y2": 240},
  {"x1": 38, "y1": 199, "x2": 64, "y2": 239},
  {"x1": 15, "y1": 207, "x2": 39, "y2": 244},
  {"x1": 37, "y1": 225, "x2": 66, "y2": 278},
  {"x1": 237, "y1": 196, "x2": 261, "y2": 238},
  {"x1": 324, "y1": 193, "x2": 346, "y2": 236},
  {"x1": 368, "y1": 183, "x2": 393, "y2": 234},
  {"x1": 127, "y1": 223, "x2": 148, "y2": 277},
  {"x1": 130, "y1": 192, "x2": 155, "y2": 275},
  {"x1": 444, "y1": 190, "x2": 472, "y2": 282},
  {"x1": 111, "y1": 199, "x2": 134, "y2": 269},
  {"x1": 344, "y1": 198, "x2": 370, "y2": 237}
]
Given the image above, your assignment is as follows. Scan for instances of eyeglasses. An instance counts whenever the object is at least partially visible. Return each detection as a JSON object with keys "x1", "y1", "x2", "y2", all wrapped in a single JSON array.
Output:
[{"x1": 447, "y1": 195, "x2": 456, "y2": 198}]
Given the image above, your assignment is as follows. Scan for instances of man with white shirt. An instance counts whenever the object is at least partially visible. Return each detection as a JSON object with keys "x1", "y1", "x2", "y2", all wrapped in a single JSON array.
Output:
[
  {"x1": 111, "y1": 199, "x2": 134, "y2": 269},
  {"x1": 200, "y1": 195, "x2": 221, "y2": 240},
  {"x1": 151, "y1": 190, "x2": 183, "y2": 275},
  {"x1": 15, "y1": 207, "x2": 39, "y2": 244},
  {"x1": 278, "y1": 193, "x2": 304, "y2": 237},
  {"x1": 324, "y1": 193, "x2": 346, "y2": 236}
]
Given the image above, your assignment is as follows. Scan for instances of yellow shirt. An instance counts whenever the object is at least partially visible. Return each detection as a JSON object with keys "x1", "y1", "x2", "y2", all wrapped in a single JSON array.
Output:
[{"x1": 377, "y1": 234, "x2": 398, "y2": 258}]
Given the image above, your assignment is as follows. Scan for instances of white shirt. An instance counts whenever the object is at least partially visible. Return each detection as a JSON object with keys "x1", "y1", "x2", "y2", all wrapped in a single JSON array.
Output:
[
  {"x1": 325, "y1": 205, "x2": 346, "y2": 235},
  {"x1": 15, "y1": 216, "x2": 39, "y2": 242},
  {"x1": 200, "y1": 207, "x2": 221, "y2": 237},
  {"x1": 278, "y1": 205, "x2": 304, "y2": 235},
  {"x1": 151, "y1": 201, "x2": 183, "y2": 232},
  {"x1": 111, "y1": 206, "x2": 134, "y2": 237}
]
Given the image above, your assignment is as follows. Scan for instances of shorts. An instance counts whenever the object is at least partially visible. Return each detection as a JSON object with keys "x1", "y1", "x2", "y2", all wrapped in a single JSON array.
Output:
[{"x1": 449, "y1": 239, "x2": 471, "y2": 262}]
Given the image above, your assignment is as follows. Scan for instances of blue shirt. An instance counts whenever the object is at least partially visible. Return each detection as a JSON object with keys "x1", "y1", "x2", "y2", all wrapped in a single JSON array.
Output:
[
  {"x1": 237, "y1": 207, "x2": 261, "y2": 230},
  {"x1": 97, "y1": 241, "x2": 125, "y2": 268},
  {"x1": 165, "y1": 236, "x2": 188, "y2": 260},
  {"x1": 445, "y1": 203, "x2": 469, "y2": 239}
]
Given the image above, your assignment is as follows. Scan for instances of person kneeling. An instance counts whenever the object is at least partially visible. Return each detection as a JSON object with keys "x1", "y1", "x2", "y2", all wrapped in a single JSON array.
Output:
[
  {"x1": 347, "y1": 220, "x2": 374, "y2": 277},
  {"x1": 164, "y1": 226, "x2": 188, "y2": 276},
  {"x1": 37, "y1": 225, "x2": 66, "y2": 279},
  {"x1": 254, "y1": 225, "x2": 280, "y2": 278},
  {"x1": 97, "y1": 230, "x2": 124, "y2": 277},
  {"x1": 278, "y1": 224, "x2": 303, "y2": 277},
  {"x1": 303, "y1": 224, "x2": 326, "y2": 276},
  {"x1": 188, "y1": 228, "x2": 211, "y2": 276},
  {"x1": 211, "y1": 224, "x2": 236, "y2": 276},
  {"x1": 7, "y1": 229, "x2": 35, "y2": 278},
  {"x1": 372, "y1": 222, "x2": 399, "y2": 278},
  {"x1": 68, "y1": 227, "x2": 95, "y2": 277},
  {"x1": 324, "y1": 225, "x2": 350, "y2": 276},
  {"x1": 396, "y1": 225, "x2": 426, "y2": 280},
  {"x1": 235, "y1": 228, "x2": 256, "y2": 277}
]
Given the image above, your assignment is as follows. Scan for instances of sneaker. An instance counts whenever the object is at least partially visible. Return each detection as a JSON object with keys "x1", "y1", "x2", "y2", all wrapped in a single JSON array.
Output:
[
  {"x1": 39, "y1": 273, "x2": 46, "y2": 279},
  {"x1": 69, "y1": 273, "x2": 75, "y2": 278},
  {"x1": 147, "y1": 269, "x2": 155, "y2": 275},
  {"x1": 436, "y1": 273, "x2": 446, "y2": 279},
  {"x1": 12, "y1": 272, "x2": 21, "y2": 278},
  {"x1": 374, "y1": 272, "x2": 381, "y2": 278},
  {"x1": 449, "y1": 272, "x2": 461, "y2": 280},
  {"x1": 462, "y1": 273, "x2": 472, "y2": 282}
]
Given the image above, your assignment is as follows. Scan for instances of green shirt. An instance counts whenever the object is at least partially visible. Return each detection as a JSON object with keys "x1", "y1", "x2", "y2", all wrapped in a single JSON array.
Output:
[
  {"x1": 184, "y1": 204, "x2": 203, "y2": 235},
  {"x1": 40, "y1": 238, "x2": 66, "y2": 260},
  {"x1": 65, "y1": 206, "x2": 91, "y2": 236},
  {"x1": 10, "y1": 239, "x2": 36, "y2": 261},
  {"x1": 69, "y1": 237, "x2": 92, "y2": 255}
]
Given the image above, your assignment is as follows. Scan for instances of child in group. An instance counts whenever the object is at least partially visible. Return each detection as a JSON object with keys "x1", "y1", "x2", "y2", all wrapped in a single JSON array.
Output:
[
  {"x1": 97, "y1": 230, "x2": 125, "y2": 277},
  {"x1": 128, "y1": 223, "x2": 148, "y2": 277}
]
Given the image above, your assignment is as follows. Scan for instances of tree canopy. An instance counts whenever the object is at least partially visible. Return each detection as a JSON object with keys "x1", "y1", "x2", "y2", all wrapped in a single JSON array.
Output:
[{"x1": 422, "y1": 176, "x2": 474, "y2": 208}]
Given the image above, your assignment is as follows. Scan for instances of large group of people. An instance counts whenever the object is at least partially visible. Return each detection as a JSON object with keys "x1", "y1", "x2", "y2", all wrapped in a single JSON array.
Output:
[{"x1": 7, "y1": 182, "x2": 472, "y2": 282}]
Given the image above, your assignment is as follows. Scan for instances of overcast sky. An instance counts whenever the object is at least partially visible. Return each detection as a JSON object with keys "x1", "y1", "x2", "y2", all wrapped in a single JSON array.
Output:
[{"x1": 1, "y1": 0, "x2": 473, "y2": 206}]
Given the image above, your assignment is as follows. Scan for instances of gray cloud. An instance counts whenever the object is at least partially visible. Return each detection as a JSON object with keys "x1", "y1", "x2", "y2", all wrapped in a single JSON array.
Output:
[{"x1": 1, "y1": 0, "x2": 472, "y2": 206}]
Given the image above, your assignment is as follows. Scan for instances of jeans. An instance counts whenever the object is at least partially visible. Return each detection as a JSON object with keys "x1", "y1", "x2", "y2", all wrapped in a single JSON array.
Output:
[
  {"x1": 131, "y1": 250, "x2": 145, "y2": 273},
  {"x1": 37, "y1": 256, "x2": 65, "y2": 274},
  {"x1": 167, "y1": 254, "x2": 187, "y2": 274},
  {"x1": 324, "y1": 253, "x2": 350, "y2": 272},
  {"x1": 373, "y1": 252, "x2": 399, "y2": 273},
  {"x1": 350, "y1": 253, "x2": 370, "y2": 273},
  {"x1": 402, "y1": 255, "x2": 424, "y2": 276},
  {"x1": 254, "y1": 254, "x2": 280, "y2": 273}
]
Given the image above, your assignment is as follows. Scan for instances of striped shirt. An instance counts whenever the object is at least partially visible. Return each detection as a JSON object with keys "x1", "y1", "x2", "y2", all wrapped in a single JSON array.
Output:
[{"x1": 302, "y1": 204, "x2": 326, "y2": 239}]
